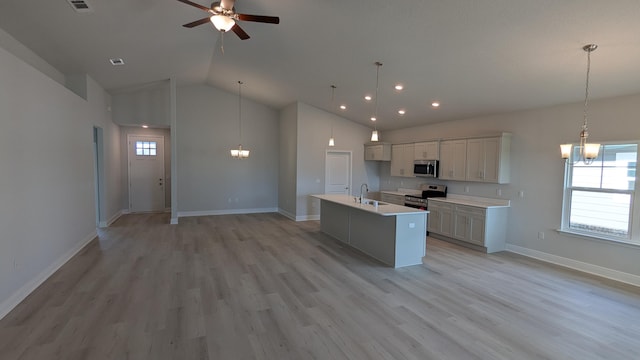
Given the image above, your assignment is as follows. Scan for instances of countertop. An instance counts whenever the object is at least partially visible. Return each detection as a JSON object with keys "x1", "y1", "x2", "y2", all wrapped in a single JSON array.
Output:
[
  {"x1": 312, "y1": 194, "x2": 429, "y2": 216},
  {"x1": 428, "y1": 194, "x2": 510, "y2": 208}
]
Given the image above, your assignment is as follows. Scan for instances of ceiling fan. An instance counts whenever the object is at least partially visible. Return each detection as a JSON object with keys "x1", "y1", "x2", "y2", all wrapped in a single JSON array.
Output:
[{"x1": 177, "y1": 0, "x2": 280, "y2": 40}]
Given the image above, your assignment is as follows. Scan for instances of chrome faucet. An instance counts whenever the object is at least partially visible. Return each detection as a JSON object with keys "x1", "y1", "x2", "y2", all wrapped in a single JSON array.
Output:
[{"x1": 359, "y1": 183, "x2": 369, "y2": 203}]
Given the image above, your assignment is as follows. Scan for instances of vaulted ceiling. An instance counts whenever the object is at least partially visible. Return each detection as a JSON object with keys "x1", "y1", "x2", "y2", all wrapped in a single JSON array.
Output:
[{"x1": 1, "y1": 0, "x2": 640, "y2": 130}]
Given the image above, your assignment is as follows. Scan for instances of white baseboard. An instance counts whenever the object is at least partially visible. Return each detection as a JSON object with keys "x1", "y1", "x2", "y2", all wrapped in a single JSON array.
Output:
[
  {"x1": 278, "y1": 208, "x2": 296, "y2": 221},
  {"x1": 98, "y1": 210, "x2": 123, "y2": 228},
  {"x1": 505, "y1": 244, "x2": 640, "y2": 287},
  {"x1": 0, "y1": 230, "x2": 97, "y2": 320},
  {"x1": 170, "y1": 217, "x2": 179, "y2": 225},
  {"x1": 178, "y1": 207, "x2": 279, "y2": 218},
  {"x1": 296, "y1": 214, "x2": 320, "y2": 221}
]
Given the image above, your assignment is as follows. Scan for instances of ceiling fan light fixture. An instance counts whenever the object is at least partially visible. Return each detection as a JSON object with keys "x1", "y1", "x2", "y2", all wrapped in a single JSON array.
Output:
[{"x1": 210, "y1": 14, "x2": 235, "y2": 31}]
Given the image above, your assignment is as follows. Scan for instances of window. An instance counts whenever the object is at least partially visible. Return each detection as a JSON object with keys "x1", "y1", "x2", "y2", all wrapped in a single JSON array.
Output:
[
  {"x1": 562, "y1": 143, "x2": 638, "y2": 242},
  {"x1": 135, "y1": 141, "x2": 157, "y2": 156}
]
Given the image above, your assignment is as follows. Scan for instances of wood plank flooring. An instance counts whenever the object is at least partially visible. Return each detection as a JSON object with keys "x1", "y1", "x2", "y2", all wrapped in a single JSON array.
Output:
[{"x1": 1, "y1": 212, "x2": 639, "y2": 359}]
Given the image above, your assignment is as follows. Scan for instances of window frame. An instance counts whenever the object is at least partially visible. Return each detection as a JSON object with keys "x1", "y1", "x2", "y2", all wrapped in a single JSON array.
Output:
[{"x1": 561, "y1": 141, "x2": 639, "y2": 244}]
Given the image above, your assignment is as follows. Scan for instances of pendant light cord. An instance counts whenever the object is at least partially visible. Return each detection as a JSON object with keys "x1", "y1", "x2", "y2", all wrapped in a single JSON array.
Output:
[
  {"x1": 238, "y1": 80, "x2": 243, "y2": 143},
  {"x1": 374, "y1": 61, "x2": 382, "y2": 131},
  {"x1": 330, "y1": 85, "x2": 336, "y2": 137},
  {"x1": 583, "y1": 47, "x2": 592, "y2": 128}
]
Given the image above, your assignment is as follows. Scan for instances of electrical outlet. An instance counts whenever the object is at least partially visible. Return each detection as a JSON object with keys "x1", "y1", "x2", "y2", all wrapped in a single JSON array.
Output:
[
  {"x1": 497, "y1": 188, "x2": 502, "y2": 196},
  {"x1": 464, "y1": 186, "x2": 470, "y2": 193},
  {"x1": 538, "y1": 231, "x2": 545, "y2": 240},
  {"x1": 519, "y1": 191, "x2": 524, "y2": 198}
]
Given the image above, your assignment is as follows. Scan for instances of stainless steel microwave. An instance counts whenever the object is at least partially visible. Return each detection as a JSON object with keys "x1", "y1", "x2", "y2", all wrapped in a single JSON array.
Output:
[{"x1": 413, "y1": 160, "x2": 438, "y2": 178}]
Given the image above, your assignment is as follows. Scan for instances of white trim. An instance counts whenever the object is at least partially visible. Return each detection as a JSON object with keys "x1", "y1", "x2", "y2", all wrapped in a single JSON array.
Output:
[
  {"x1": 178, "y1": 207, "x2": 278, "y2": 218},
  {"x1": 296, "y1": 215, "x2": 320, "y2": 221},
  {"x1": 0, "y1": 230, "x2": 97, "y2": 320},
  {"x1": 278, "y1": 208, "x2": 296, "y2": 221},
  {"x1": 505, "y1": 244, "x2": 640, "y2": 287},
  {"x1": 170, "y1": 217, "x2": 179, "y2": 225},
  {"x1": 99, "y1": 209, "x2": 123, "y2": 228}
]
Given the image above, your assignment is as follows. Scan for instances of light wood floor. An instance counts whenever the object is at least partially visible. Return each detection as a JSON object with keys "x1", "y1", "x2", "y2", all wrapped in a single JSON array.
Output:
[{"x1": 1, "y1": 213, "x2": 639, "y2": 359}]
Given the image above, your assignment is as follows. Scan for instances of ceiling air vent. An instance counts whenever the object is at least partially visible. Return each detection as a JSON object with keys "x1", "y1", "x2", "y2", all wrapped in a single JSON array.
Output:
[
  {"x1": 66, "y1": 0, "x2": 94, "y2": 13},
  {"x1": 109, "y1": 58, "x2": 125, "y2": 66}
]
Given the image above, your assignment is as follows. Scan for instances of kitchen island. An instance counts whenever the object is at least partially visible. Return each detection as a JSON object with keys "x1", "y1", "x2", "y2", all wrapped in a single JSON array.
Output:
[{"x1": 312, "y1": 194, "x2": 428, "y2": 268}]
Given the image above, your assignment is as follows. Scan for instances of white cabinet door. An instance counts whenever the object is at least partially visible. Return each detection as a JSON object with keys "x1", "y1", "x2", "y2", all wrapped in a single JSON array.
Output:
[
  {"x1": 440, "y1": 140, "x2": 467, "y2": 181},
  {"x1": 364, "y1": 143, "x2": 391, "y2": 161},
  {"x1": 391, "y1": 144, "x2": 415, "y2": 177},
  {"x1": 452, "y1": 205, "x2": 485, "y2": 245},
  {"x1": 428, "y1": 200, "x2": 453, "y2": 236},
  {"x1": 414, "y1": 141, "x2": 439, "y2": 160},
  {"x1": 464, "y1": 134, "x2": 510, "y2": 183}
]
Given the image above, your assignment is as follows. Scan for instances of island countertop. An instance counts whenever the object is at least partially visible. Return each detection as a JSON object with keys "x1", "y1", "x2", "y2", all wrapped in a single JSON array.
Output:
[{"x1": 312, "y1": 194, "x2": 428, "y2": 216}]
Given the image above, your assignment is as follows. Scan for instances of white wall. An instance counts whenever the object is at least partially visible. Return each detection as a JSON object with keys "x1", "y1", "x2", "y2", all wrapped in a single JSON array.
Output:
[
  {"x1": 0, "y1": 45, "x2": 122, "y2": 319},
  {"x1": 294, "y1": 102, "x2": 381, "y2": 220},
  {"x1": 111, "y1": 80, "x2": 171, "y2": 127},
  {"x1": 278, "y1": 103, "x2": 298, "y2": 219},
  {"x1": 383, "y1": 93, "x2": 640, "y2": 281},
  {"x1": 176, "y1": 84, "x2": 279, "y2": 215}
]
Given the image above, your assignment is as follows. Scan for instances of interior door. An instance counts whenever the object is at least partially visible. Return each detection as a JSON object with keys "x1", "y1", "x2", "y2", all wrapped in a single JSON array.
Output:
[
  {"x1": 128, "y1": 135, "x2": 165, "y2": 212},
  {"x1": 325, "y1": 151, "x2": 352, "y2": 195}
]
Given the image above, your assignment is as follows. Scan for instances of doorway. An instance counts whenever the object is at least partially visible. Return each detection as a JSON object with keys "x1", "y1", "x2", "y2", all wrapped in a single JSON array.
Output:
[
  {"x1": 325, "y1": 151, "x2": 352, "y2": 195},
  {"x1": 93, "y1": 127, "x2": 105, "y2": 226},
  {"x1": 128, "y1": 135, "x2": 165, "y2": 212}
]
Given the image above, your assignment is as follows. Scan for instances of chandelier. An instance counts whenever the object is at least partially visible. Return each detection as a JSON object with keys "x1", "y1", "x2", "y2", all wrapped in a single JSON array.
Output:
[{"x1": 561, "y1": 44, "x2": 600, "y2": 164}]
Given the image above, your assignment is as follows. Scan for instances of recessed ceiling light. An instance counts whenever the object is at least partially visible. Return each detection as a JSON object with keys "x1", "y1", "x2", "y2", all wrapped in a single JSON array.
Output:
[
  {"x1": 370, "y1": 117, "x2": 376, "y2": 121},
  {"x1": 109, "y1": 58, "x2": 125, "y2": 66},
  {"x1": 398, "y1": 109, "x2": 406, "y2": 115},
  {"x1": 142, "y1": 125, "x2": 149, "y2": 128},
  {"x1": 431, "y1": 102, "x2": 440, "y2": 108},
  {"x1": 395, "y1": 84, "x2": 404, "y2": 91},
  {"x1": 364, "y1": 95, "x2": 372, "y2": 101},
  {"x1": 339, "y1": 105, "x2": 347, "y2": 110}
]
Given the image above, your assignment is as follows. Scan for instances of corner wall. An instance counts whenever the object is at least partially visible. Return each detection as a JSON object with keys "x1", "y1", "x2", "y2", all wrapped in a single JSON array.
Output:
[{"x1": 0, "y1": 44, "x2": 122, "y2": 319}]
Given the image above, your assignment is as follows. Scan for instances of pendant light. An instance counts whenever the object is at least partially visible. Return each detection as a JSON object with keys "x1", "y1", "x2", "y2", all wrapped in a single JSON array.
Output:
[
  {"x1": 561, "y1": 44, "x2": 600, "y2": 164},
  {"x1": 230, "y1": 80, "x2": 250, "y2": 159},
  {"x1": 328, "y1": 85, "x2": 336, "y2": 147},
  {"x1": 371, "y1": 61, "x2": 382, "y2": 142}
]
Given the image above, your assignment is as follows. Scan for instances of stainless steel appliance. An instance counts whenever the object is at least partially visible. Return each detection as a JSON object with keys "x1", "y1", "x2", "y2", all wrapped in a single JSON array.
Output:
[
  {"x1": 413, "y1": 160, "x2": 438, "y2": 178},
  {"x1": 404, "y1": 184, "x2": 447, "y2": 210}
]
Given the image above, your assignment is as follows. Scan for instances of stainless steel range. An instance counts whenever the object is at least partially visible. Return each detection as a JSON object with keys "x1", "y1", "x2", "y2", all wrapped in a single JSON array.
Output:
[{"x1": 404, "y1": 184, "x2": 447, "y2": 210}]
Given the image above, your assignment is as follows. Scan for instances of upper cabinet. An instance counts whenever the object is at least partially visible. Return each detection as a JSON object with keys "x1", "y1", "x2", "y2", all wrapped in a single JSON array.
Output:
[
  {"x1": 391, "y1": 143, "x2": 415, "y2": 177},
  {"x1": 414, "y1": 141, "x2": 440, "y2": 160},
  {"x1": 466, "y1": 134, "x2": 511, "y2": 184},
  {"x1": 364, "y1": 143, "x2": 391, "y2": 161},
  {"x1": 439, "y1": 140, "x2": 467, "y2": 181}
]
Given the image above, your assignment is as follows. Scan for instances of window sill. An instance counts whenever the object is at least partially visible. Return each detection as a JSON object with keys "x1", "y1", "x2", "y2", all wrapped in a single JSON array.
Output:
[{"x1": 556, "y1": 229, "x2": 640, "y2": 249}]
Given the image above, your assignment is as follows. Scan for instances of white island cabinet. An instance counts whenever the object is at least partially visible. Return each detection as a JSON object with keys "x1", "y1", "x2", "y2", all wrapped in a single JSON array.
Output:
[{"x1": 312, "y1": 194, "x2": 428, "y2": 268}]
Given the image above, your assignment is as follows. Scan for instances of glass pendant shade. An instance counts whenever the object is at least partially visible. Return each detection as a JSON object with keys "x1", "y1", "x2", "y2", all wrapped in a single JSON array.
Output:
[
  {"x1": 210, "y1": 15, "x2": 235, "y2": 31},
  {"x1": 328, "y1": 137, "x2": 335, "y2": 147},
  {"x1": 230, "y1": 145, "x2": 250, "y2": 159},
  {"x1": 560, "y1": 144, "x2": 572, "y2": 159},
  {"x1": 583, "y1": 143, "x2": 600, "y2": 160},
  {"x1": 371, "y1": 130, "x2": 379, "y2": 142}
]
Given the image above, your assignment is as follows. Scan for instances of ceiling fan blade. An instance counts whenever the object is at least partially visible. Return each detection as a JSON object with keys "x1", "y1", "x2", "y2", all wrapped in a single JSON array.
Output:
[
  {"x1": 237, "y1": 13, "x2": 280, "y2": 24},
  {"x1": 176, "y1": 0, "x2": 211, "y2": 12},
  {"x1": 231, "y1": 24, "x2": 250, "y2": 40},
  {"x1": 182, "y1": 17, "x2": 211, "y2": 28}
]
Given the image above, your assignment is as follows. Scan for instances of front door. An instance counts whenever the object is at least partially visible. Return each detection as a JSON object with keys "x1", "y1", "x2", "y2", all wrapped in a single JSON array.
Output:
[
  {"x1": 128, "y1": 135, "x2": 165, "y2": 212},
  {"x1": 325, "y1": 151, "x2": 352, "y2": 195}
]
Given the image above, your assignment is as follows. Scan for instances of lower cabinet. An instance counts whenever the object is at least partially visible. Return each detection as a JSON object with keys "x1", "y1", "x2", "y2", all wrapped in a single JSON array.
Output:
[
  {"x1": 427, "y1": 201, "x2": 453, "y2": 237},
  {"x1": 380, "y1": 192, "x2": 405, "y2": 205},
  {"x1": 452, "y1": 206, "x2": 485, "y2": 246},
  {"x1": 428, "y1": 200, "x2": 508, "y2": 253}
]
